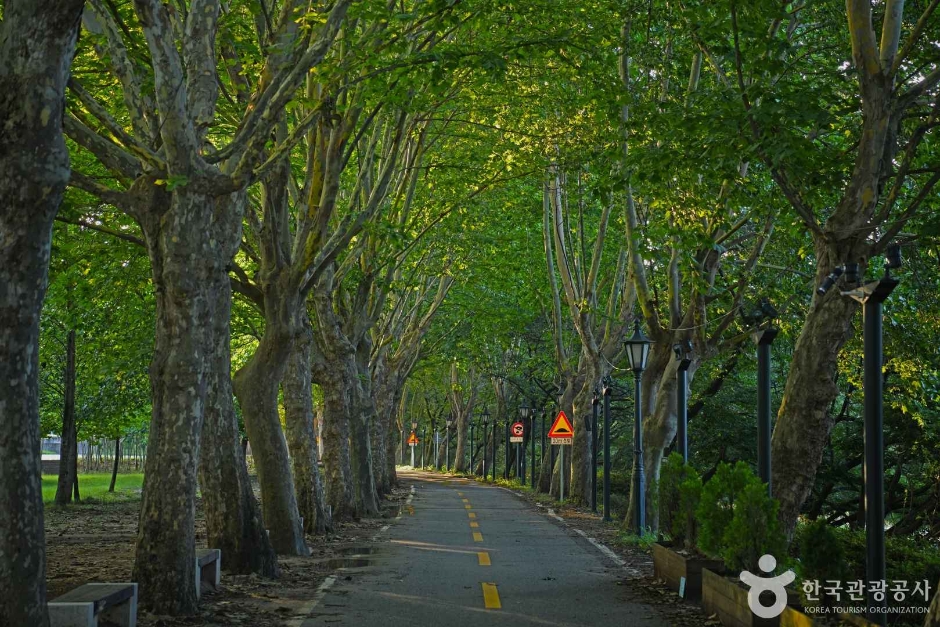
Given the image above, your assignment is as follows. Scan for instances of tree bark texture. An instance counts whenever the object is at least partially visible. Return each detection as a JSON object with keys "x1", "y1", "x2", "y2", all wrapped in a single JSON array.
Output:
[
  {"x1": 0, "y1": 3, "x2": 84, "y2": 625},
  {"x1": 133, "y1": 189, "x2": 236, "y2": 613},
  {"x1": 232, "y1": 279, "x2": 308, "y2": 556},
  {"x1": 283, "y1": 317, "x2": 332, "y2": 535},
  {"x1": 109, "y1": 437, "x2": 120, "y2": 492},
  {"x1": 199, "y1": 258, "x2": 279, "y2": 576},
  {"x1": 55, "y1": 329, "x2": 78, "y2": 505}
]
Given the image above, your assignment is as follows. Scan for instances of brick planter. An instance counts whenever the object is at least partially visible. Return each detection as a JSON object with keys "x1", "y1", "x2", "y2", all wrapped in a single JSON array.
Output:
[
  {"x1": 702, "y1": 567, "x2": 781, "y2": 627},
  {"x1": 651, "y1": 543, "x2": 725, "y2": 600}
]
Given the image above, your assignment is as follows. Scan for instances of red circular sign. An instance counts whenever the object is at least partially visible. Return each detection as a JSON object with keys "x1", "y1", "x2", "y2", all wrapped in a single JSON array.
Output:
[{"x1": 511, "y1": 422, "x2": 524, "y2": 436}]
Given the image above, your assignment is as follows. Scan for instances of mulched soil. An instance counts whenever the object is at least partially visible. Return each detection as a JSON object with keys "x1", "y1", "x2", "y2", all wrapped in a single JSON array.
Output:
[{"x1": 44, "y1": 483, "x2": 410, "y2": 626}]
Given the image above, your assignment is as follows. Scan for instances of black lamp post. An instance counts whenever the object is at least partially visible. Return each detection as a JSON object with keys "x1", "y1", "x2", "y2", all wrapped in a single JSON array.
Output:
[
  {"x1": 491, "y1": 411, "x2": 498, "y2": 482},
  {"x1": 752, "y1": 327, "x2": 778, "y2": 494},
  {"x1": 421, "y1": 426, "x2": 426, "y2": 468},
  {"x1": 504, "y1": 416, "x2": 510, "y2": 480},
  {"x1": 625, "y1": 319, "x2": 652, "y2": 532},
  {"x1": 519, "y1": 400, "x2": 531, "y2": 484},
  {"x1": 674, "y1": 340, "x2": 693, "y2": 464},
  {"x1": 540, "y1": 407, "x2": 547, "y2": 478},
  {"x1": 591, "y1": 388, "x2": 599, "y2": 513},
  {"x1": 530, "y1": 403, "x2": 537, "y2": 489},
  {"x1": 832, "y1": 246, "x2": 901, "y2": 626},
  {"x1": 470, "y1": 419, "x2": 476, "y2": 474},
  {"x1": 602, "y1": 377, "x2": 612, "y2": 522},
  {"x1": 481, "y1": 408, "x2": 490, "y2": 480}
]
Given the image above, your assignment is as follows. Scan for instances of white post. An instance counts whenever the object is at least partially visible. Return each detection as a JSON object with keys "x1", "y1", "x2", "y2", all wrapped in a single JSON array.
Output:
[
  {"x1": 410, "y1": 444, "x2": 415, "y2": 467},
  {"x1": 560, "y1": 443, "x2": 565, "y2": 502}
]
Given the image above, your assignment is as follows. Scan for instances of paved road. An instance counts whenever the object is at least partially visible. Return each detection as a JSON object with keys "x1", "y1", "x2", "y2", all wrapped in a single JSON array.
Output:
[{"x1": 302, "y1": 470, "x2": 668, "y2": 626}]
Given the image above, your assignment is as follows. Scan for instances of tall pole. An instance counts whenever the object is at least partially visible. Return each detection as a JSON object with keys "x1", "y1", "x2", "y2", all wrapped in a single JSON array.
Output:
[
  {"x1": 432, "y1": 418, "x2": 438, "y2": 468},
  {"x1": 676, "y1": 359, "x2": 690, "y2": 463},
  {"x1": 754, "y1": 328, "x2": 778, "y2": 493},
  {"x1": 603, "y1": 380, "x2": 612, "y2": 522},
  {"x1": 530, "y1": 414, "x2": 536, "y2": 489},
  {"x1": 401, "y1": 428, "x2": 405, "y2": 464},
  {"x1": 849, "y1": 276, "x2": 897, "y2": 626},
  {"x1": 633, "y1": 372, "x2": 646, "y2": 532},
  {"x1": 591, "y1": 392, "x2": 599, "y2": 513},
  {"x1": 410, "y1": 440, "x2": 415, "y2": 467},
  {"x1": 470, "y1": 422, "x2": 475, "y2": 473},
  {"x1": 540, "y1": 409, "x2": 546, "y2": 476},
  {"x1": 421, "y1": 428, "x2": 426, "y2": 468},
  {"x1": 445, "y1": 424, "x2": 450, "y2": 471},
  {"x1": 504, "y1": 420, "x2": 510, "y2": 479},
  {"x1": 491, "y1": 417, "x2": 497, "y2": 482},
  {"x1": 482, "y1": 422, "x2": 487, "y2": 480}
]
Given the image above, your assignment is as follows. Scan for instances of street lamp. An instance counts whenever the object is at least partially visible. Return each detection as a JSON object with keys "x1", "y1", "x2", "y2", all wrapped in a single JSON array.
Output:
[
  {"x1": 491, "y1": 409, "x2": 498, "y2": 482},
  {"x1": 835, "y1": 246, "x2": 901, "y2": 626},
  {"x1": 751, "y1": 327, "x2": 777, "y2": 494},
  {"x1": 625, "y1": 319, "x2": 652, "y2": 532},
  {"x1": 481, "y1": 408, "x2": 490, "y2": 481},
  {"x1": 519, "y1": 400, "x2": 531, "y2": 484},
  {"x1": 674, "y1": 340, "x2": 693, "y2": 464},
  {"x1": 529, "y1": 401, "x2": 537, "y2": 489},
  {"x1": 591, "y1": 388, "x2": 599, "y2": 513},
  {"x1": 602, "y1": 377, "x2": 613, "y2": 522},
  {"x1": 470, "y1": 419, "x2": 476, "y2": 474}
]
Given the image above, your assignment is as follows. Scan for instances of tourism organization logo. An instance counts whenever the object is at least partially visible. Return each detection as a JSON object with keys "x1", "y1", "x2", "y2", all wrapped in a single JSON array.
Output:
[
  {"x1": 739, "y1": 554, "x2": 795, "y2": 619},
  {"x1": 739, "y1": 554, "x2": 933, "y2": 619}
]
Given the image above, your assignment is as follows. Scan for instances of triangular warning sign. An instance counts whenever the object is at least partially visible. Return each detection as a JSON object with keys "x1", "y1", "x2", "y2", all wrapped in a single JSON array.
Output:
[
  {"x1": 407, "y1": 432, "x2": 419, "y2": 445},
  {"x1": 548, "y1": 411, "x2": 574, "y2": 438}
]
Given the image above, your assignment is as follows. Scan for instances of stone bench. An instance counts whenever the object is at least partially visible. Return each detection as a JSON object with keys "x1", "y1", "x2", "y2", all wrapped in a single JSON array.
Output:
[
  {"x1": 195, "y1": 549, "x2": 221, "y2": 599},
  {"x1": 49, "y1": 582, "x2": 137, "y2": 627}
]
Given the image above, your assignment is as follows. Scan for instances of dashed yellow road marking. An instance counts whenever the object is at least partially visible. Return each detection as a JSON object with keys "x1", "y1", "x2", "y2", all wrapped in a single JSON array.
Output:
[
  {"x1": 468, "y1": 512, "x2": 476, "y2": 519},
  {"x1": 457, "y1": 492, "x2": 464, "y2": 496},
  {"x1": 482, "y1": 582, "x2": 501, "y2": 609},
  {"x1": 462, "y1": 498, "x2": 470, "y2": 503},
  {"x1": 477, "y1": 552, "x2": 491, "y2": 566},
  {"x1": 473, "y1": 531, "x2": 484, "y2": 542},
  {"x1": 470, "y1": 521, "x2": 479, "y2": 528},
  {"x1": 464, "y1": 505, "x2": 472, "y2": 510}
]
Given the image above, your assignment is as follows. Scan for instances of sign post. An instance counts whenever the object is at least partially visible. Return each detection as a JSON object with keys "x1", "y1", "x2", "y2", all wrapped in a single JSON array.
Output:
[
  {"x1": 408, "y1": 431, "x2": 419, "y2": 467},
  {"x1": 548, "y1": 411, "x2": 574, "y2": 502},
  {"x1": 510, "y1": 421, "x2": 525, "y2": 484}
]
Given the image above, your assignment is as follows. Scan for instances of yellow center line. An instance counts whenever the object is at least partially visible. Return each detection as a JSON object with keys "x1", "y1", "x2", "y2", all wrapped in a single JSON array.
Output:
[
  {"x1": 473, "y1": 531, "x2": 484, "y2": 542},
  {"x1": 462, "y1": 498, "x2": 470, "y2": 503},
  {"x1": 477, "y1": 552, "x2": 491, "y2": 566},
  {"x1": 481, "y1": 582, "x2": 501, "y2": 609},
  {"x1": 464, "y1": 505, "x2": 472, "y2": 510},
  {"x1": 457, "y1": 492, "x2": 464, "y2": 496},
  {"x1": 470, "y1": 521, "x2": 479, "y2": 528},
  {"x1": 468, "y1": 512, "x2": 476, "y2": 519}
]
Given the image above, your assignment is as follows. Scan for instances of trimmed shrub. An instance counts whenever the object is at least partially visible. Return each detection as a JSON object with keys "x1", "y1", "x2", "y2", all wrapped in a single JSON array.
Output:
[
  {"x1": 657, "y1": 452, "x2": 702, "y2": 550},
  {"x1": 696, "y1": 461, "x2": 754, "y2": 557},
  {"x1": 721, "y1": 481, "x2": 786, "y2": 572}
]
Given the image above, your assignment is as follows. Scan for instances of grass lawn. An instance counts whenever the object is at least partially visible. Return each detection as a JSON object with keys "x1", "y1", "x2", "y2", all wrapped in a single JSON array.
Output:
[{"x1": 41, "y1": 472, "x2": 144, "y2": 504}]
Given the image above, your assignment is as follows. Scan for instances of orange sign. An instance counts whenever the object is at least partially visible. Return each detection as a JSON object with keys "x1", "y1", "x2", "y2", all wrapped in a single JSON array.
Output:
[
  {"x1": 407, "y1": 432, "x2": 419, "y2": 445},
  {"x1": 548, "y1": 411, "x2": 574, "y2": 439}
]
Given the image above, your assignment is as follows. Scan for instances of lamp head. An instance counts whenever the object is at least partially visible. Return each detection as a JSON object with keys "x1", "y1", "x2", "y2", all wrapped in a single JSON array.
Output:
[
  {"x1": 481, "y1": 407, "x2": 489, "y2": 427},
  {"x1": 817, "y1": 266, "x2": 844, "y2": 295},
  {"x1": 885, "y1": 243, "x2": 902, "y2": 271},
  {"x1": 624, "y1": 319, "x2": 652, "y2": 373}
]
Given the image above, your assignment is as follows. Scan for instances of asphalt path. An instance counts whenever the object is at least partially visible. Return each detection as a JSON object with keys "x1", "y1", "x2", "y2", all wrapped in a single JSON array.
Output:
[{"x1": 301, "y1": 470, "x2": 668, "y2": 626}]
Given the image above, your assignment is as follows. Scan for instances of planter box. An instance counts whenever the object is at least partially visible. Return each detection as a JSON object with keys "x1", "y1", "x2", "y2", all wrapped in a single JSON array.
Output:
[
  {"x1": 780, "y1": 606, "x2": 816, "y2": 627},
  {"x1": 652, "y1": 543, "x2": 725, "y2": 600},
  {"x1": 702, "y1": 568, "x2": 780, "y2": 627}
]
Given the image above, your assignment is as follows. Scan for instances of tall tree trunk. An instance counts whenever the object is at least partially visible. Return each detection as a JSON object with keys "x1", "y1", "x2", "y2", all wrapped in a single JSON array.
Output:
[
  {"x1": 55, "y1": 329, "x2": 78, "y2": 505},
  {"x1": 232, "y1": 286, "x2": 308, "y2": 556},
  {"x1": 109, "y1": 437, "x2": 120, "y2": 492},
  {"x1": 349, "y1": 373, "x2": 380, "y2": 516},
  {"x1": 0, "y1": 3, "x2": 83, "y2": 624},
  {"x1": 199, "y1": 261, "x2": 279, "y2": 576},
  {"x1": 568, "y1": 362, "x2": 598, "y2": 504},
  {"x1": 453, "y1": 411, "x2": 470, "y2": 472},
  {"x1": 316, "y1": 361, "x2": 357, "y2": 519},
  {"x1": 283, "y1": 317, "x2": 332, "y2": 535},
  {"x1": 131, "y1": 190, "x2": 219, "y2": 613},
  {"x1": 771, "y1": 272, "x2": 860, "y2": 537}
]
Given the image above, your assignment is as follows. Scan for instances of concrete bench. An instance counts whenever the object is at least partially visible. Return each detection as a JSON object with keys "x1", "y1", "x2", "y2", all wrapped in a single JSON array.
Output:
[
  {"x1": 195, "y1": 549, "x2": 221, "y2": 599},
  {"x1": 49, "y1": 582, "x2": 137, "y2": 627}
]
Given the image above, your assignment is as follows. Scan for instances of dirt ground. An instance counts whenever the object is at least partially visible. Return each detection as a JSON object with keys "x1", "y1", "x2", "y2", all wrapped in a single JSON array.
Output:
[{"x1": 44, "y1": 483, "x2": 410, "y2": 626}]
